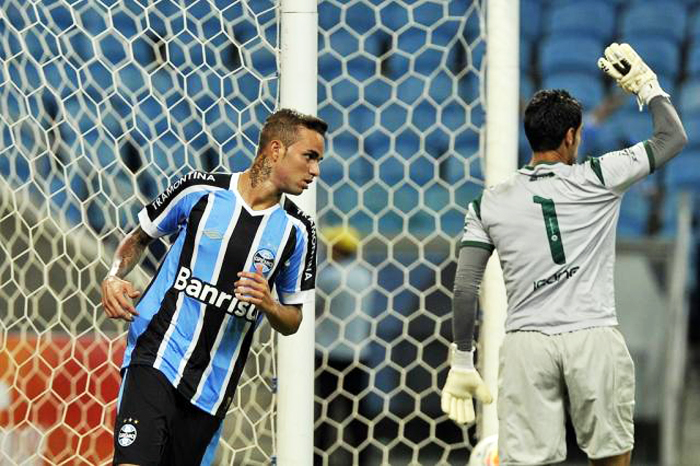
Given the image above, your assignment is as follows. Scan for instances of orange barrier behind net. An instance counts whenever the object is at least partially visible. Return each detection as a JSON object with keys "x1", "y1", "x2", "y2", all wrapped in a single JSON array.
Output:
[{"x1": 0, "y1": 333, "x2": 125, "y2": 465}]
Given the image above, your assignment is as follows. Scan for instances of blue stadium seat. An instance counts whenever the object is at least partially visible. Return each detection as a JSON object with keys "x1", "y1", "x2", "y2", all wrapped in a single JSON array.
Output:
[
  {"x1": 397, "y1": 76, "x2": 425, "y2": 105},
  {"x1": 665, "y1": 151, "x2": 700, "y2": 190},
  {"x1": 415, "y1": 46, "x2": 444, "y2": 76},
  {"x1": 621, "y1": 36, "x2": 681, "y2": 80},
  {"x1": 687, "y1": 42, "x2": 700, "y2": 77},
  {"x1": 683, "y1": 114, "x2": 700, "y2": 150},
  {"x1": 441, "y1": 207, "x2": 466, "y2": 238},
  {"x1": 333, "y1": 182, "x2": 359, "y2": 213},
  {"x1": 521, "y1": 74, "x2": 534, "y2": 102},
  {"x1": 621, "y1": 2, "x2": 687, "y2": 44},
  {"x1": 432, "y1": 20, "x2": 461, "y2": 48},
  {"x1": 379, "y1": 1, "x2": 409, "y2": 32},
  {"x1": 441, "y1": 101, "x2": 467, "y2": 132},
  {"x1": 689, "y1": 11, "x2": 700, "y2": 44},
  {"x1": 660, "y1": 189, "x2": 682, "y2": 237},
  {"x1": 333, "y1": 133, "x2": 359, "y2": 161},
  {"x1": 347, "y1": 56, "x2": 375, "y2": 83},
  {"x1": 585, "y1": 114, "x2": 625, "y2": 156},
  {"x1": 539, "y1": 37, "x2": 603, "y2": 75},
  {"x1": 428, "y1": 72, "x2": 454, "y2": 102},
  {"x1": 521, "y1": 39, "x2": 532, "y2": 73},
  {"x1": 345, "y1": 2, "x2": 375, "y2": 35},
  {"x1": 441, "y1": 150, "x2": 473, "y2": 185},
  {"x1": 319, "y1": 158, "x2": 344, "y2": 187},
  {"x1": 542, "y1": 72, "x2": 604, "y2": 110},
  {"x1": 679, "y1": 79, "x2": 700, "y2": 116},
  {"x1": 411, "y1": 99, "x2": 436, "y2": 133},
  {"x1": 397, "y1": 27, "x2": 427, "y2": 55},
  {"x1": 546, "y1": 1, "x2": 616, "y2": 41},
  {"x1": 409, "y1": 156, "x2": 434, "y2": 186},
  {"x1": 458, "y1": 73, "x2": 480, "y2": 104},
  {"x1": 378, "y1": 155, "x2": 404, "y2": 187},
  {"x1": 520, "y1": 0, "x2": 544, "y2": 42},
  {"x1": 364, "y1": 78, "x2": 392, "y2": 108},
  {"x1": 618, "y1": 73, "x2": 676, "y2": 113},
  {"x1": 395, "y1": 129, "x2": 420, "y2": 160},
  {"x1": 330, "y1": 78, "x2": 359, "y2": 108},
  {"x1": 318, "y1": 53, "x2": 342, "y2": 82},
  {"x1": 618, "y1": 183, "x2": 650, "y2": 237},
  {"x1": 466, "y1": 41, "x2": 486, "y2": 72},
  {"x1": 616, "y1": 110, "x2": 653, "y2": 145},
  {"x1": 318, "y1": 2, "x2": 341, "y2": 31}
]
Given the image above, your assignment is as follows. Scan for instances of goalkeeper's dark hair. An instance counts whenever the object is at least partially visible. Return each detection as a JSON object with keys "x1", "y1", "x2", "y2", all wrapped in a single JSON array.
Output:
[
  {"x1": 524, "y1": 89, "x2": 582, "y2": 152},
  {"x1": 257, "y1": 108, "x2": 328, "y2": 155}
]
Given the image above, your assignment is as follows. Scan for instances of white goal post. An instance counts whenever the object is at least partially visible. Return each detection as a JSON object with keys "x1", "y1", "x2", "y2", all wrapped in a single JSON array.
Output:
[
  {"x1": 276, "y1": 0, "x2": 318, "y2": 464},
  {"x1": 480, "y1": 0, "x2": 519, "y2": 438}
]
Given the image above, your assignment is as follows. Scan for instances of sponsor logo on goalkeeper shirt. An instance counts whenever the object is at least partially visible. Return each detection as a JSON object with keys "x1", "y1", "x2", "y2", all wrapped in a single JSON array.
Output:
[
  {"x1": 533, "y1": 266, "x2": 580, "y2": 292},
  {"x1": 173, "y1": 266, "x2": 259, "y2": 322}
]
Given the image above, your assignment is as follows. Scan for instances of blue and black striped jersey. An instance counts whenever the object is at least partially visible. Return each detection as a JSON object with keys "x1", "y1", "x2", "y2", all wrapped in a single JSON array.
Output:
[{"x1": 121, "y1": 171, "x2": 316, "y2": 418}]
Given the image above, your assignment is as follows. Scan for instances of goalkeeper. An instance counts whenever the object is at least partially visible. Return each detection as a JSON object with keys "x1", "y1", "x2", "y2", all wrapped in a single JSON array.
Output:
[{"x1": 441, "y1": 43, "x2": 687, "y2": 465}]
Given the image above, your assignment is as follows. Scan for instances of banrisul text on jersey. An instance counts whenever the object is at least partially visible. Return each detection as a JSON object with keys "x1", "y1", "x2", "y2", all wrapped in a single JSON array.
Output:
[{"x1": 123, "y1": 171, "x2": 317, "y2": 418}]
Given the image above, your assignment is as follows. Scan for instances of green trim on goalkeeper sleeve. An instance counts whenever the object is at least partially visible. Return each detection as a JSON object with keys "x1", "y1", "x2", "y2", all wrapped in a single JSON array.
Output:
[
  {"x1": 460, "y1": 241, "x2": 495, "y2": 253},
  {"x1": 643, "y1": 140, "x2": 656, "y2": 174}
]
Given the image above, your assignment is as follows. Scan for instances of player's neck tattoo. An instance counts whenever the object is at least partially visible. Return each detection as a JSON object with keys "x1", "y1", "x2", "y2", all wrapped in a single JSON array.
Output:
[{"x1": 250, "y1": 156, "x2": 271, "y2": 188}]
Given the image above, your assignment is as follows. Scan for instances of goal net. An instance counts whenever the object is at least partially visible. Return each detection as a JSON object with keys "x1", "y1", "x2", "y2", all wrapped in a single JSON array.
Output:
[
  {"x1": 314, "y1": 1, "x2": 486, "y2": 464},
  {"x1": 0, "y1": 0, "x2": 487, "y2": 464},
  {"x1": 1, "y1": 1, "x2": 278, "y2": 464}
]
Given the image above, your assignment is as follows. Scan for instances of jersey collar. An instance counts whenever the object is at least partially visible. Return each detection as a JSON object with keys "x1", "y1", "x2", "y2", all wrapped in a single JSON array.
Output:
[
  {"x1": 521, "y1": 160, "x2": 565, "y2": 170},
  {"x1": 519, "y1": 161, "x2": 568, "y2": 173},
  {"x1": 230, "y1": 172, "x2": 284, "y2": 216}
]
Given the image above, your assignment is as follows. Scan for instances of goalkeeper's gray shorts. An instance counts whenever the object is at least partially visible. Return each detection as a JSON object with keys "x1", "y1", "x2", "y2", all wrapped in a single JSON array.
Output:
[{"x1": 497, "y1": 326, "x2": 635, "y2": 465}]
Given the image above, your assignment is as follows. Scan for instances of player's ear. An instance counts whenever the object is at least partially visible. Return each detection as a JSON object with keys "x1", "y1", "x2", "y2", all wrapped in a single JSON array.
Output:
[
  {"x1": 268, "y1": 140, "x2": 285, "y2": 162},
  {"x1": 565, "y1": 127, "x2": 576, "y2": 147}
]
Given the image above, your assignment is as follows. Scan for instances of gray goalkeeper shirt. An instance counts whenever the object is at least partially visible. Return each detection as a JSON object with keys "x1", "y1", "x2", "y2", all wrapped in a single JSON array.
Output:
[{"x1": 452, "y1": 96, "x2": 687, "y2": 351}]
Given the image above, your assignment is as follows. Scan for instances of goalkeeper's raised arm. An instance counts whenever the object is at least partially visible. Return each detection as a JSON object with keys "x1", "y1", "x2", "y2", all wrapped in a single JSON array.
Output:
[{"x1": 599, "y1": 43, "x2": 687, "y2": 169}]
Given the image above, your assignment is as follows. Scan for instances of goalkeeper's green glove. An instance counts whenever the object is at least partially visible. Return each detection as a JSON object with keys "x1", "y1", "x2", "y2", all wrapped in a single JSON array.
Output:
[
  {"x1": 440, "y1": 344, "x2": 493, "y2": 425},
  {"x1": 597, "y1": 42, "x2": 669, "y2": 111}
]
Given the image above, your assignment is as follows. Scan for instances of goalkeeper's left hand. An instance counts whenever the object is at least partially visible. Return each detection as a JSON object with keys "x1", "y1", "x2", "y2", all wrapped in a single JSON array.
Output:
[
  {"x1": 597, "y1": 42, "x2": 669, "y2": 111},
  {"x1": 440, "y1": 344, "x2": 493, "y2": 425}
]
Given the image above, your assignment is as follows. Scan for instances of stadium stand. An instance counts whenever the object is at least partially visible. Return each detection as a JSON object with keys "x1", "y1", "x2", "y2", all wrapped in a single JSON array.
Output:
[{"x1": 546, "y1": 1, "x2": 617, "y2": 41}]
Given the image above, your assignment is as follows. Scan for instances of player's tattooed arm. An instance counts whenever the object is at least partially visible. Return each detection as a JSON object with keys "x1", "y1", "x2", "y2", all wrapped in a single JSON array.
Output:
[
  {"x1": 101, "y1": 226, "x2": 153, "y2": 322},
  {"x1": 235, "y1": 265, "x2": 303, "y2": 335},
  {"x1": 108, "y1": 226, "x2": 153, "y2": 279}
]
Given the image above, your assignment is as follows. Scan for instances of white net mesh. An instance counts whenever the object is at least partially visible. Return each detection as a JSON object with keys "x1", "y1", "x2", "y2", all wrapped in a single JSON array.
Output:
[
  {"x1": 314, "y1": 1, "x2": 485, "y2": 464},
  {"x1": 0, "y1": 0, "x2": 487, "y2": 464},
  {"x1": 0, "y1": 1, "x2": 278, "y2": 464}
]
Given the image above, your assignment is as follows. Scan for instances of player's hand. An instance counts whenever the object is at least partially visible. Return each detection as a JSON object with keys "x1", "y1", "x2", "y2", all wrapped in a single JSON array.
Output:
[
  {"x1": 440, "y1": 344, "x2": 493, "y2": 425},
  {"x1": 101, "y1": 276, "x2": 141, "y2": 322},
  {"x1": 441, "y1": 368, "x2": 493, "y2": 425},
  {"x1": 234, "y1": 264, "x2": 274, "y2": 312},
  {"x1": 598, "y1": 42, "x2": 668, "y2": 109}
]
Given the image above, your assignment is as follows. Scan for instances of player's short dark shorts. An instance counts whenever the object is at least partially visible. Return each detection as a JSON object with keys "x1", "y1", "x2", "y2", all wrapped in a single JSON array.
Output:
[{"x1": 113, "y1": 364, "x2": 223, "y2": 466}]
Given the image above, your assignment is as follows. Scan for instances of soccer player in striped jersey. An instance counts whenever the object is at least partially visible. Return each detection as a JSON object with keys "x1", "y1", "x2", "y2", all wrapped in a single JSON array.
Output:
[
  {"x1": 101, "y1": 109, "x2": 327, "y2": 465},
  {"x1": 440, "y1": 44, "x2": 687, "y2": 465}
]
